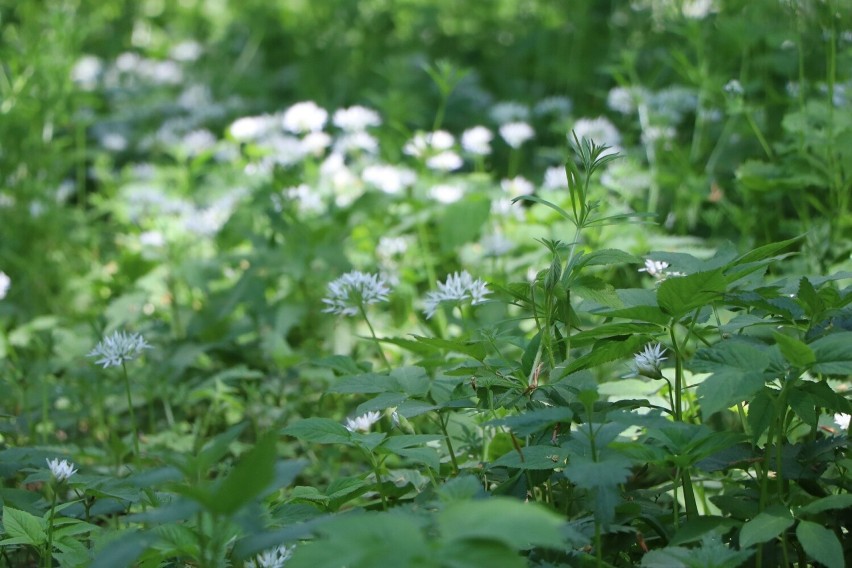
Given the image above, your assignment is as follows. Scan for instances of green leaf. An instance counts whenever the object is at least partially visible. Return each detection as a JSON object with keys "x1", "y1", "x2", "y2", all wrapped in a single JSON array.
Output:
[
  {"x1": 2, "y1": 506, "x2": 46, "y2": 546},
  {"x1": 692, "y1": 340, "x2": 770, "y2": 417},
  {"x1": 561, "y1": 335, "x2": 647, "y2": 375},
  {"x1": 328, "y1": 373, "x2": 394, "y2": 394},
  {"x1": 739, "y1": 506, "x2": 794, "y2": 549},
  {"x1": 772, "y1": 332, "x2": 815, "y2": 367},
  {"x1": 670, "y1": 516, "x2": 739, "y2": 546},
  {"x1": 438, "y1": 498, "x2": 565, "y2": 550},
  {"x1": 489, "y1": 445, "x2": 571, "y2": 470},
  {"x1": 809, "y1": 332, "x2": 852, "y2": 375},
  {"x1": 208, "y1": 434, "x2": 277, "y2": 515},
  {"x1": 657, "y1": 269, "x2": 727, "y2": 320},
  {"x1": 570, "y1": 275, "x2": 620, "y2": 307},
  {"x1": 406, "y1": 336, "x2": 488, "y2": 361},
  {"x1": 282, "y1": 418, "x2": 351, "y2": 444},
  {"x1": 437, "y1": 539, "x2": 524, "y2": 568},
  {"x1": 797, "y1": 493, "x2": 852, "y2": 516},
  {"x1": 486, "y1": 407, "x2": 574, "y2": 437},
  {"x1": 390, "y1": 366, "x2": 431, "y2": 396},
  {"x1": 797, "y1": 277, "x2": 824, "y2": 316},
  {"x1": 796, "y1": 521, "x2": 845, "y2": 568},
  {"x1": 563, "y1": 454, "x2": 632, "y2": 489},
  {"x1": 90, "y1": 529, "x2": 156, "y2": 568},
  {"x1": 730, "y1": 236, "x2": 802, "y2": 267},
  {"x1": 572, "y1": 249, "x2": 642, "y2": 269}
]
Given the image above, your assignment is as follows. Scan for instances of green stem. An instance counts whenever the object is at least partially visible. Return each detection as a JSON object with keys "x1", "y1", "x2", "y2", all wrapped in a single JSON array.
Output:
[
  {"x1": 359, "y1": 305, "x2": 391, "y2": 371},
  {"x1": 121, "y1": 362, "x2": 140, "y2": 460},
  {"x1": 437, "y1": 413, "x2": 460, "y2": 475},
  {"x1": 44, "y1": 488, "x2": 58, "y2": 568},
  {"x1": 368, "y1": 452, "x2": 389, "y2": 510}
]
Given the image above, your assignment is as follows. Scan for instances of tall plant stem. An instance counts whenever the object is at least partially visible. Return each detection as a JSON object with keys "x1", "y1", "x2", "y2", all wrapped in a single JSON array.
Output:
[
  {"x1": 359, "y1": 305, "x2": 391, "y2": 371},
  {"x1": 437, "y1": 413, "x2": 459, "y2": 475},
  {"x1": 121, "y1": 362, "x2": 140, "y2": 460},
  {"x1": 669, "y1": 324, "x2": 698, "y2": 520}
]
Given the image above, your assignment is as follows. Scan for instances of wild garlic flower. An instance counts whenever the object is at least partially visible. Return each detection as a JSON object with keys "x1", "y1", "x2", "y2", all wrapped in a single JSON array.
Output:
[
  {"x1": 244, "y1": 545, "x2": 294, "y2": 568},
  {"x1": 499, "y1": 121, "x2": 534, "y2": 149},
  {"x1": 282, "y1": 101, "x2": 328, "y2": 134},
  {"x1": 426, "y1": 151, "x2": 463, "y2": 172},
  {"x1": 423, "y1": 271, "x2": 490, "y2": 319},
  {"x1": 345, "y1": 411, "x2": 382, "y2": 433},
  {"x1": 322, "y1": 271, "x2": 390, "y2": 316},
  {"x1": 0, "y1": 271, "x2": 10, "y2": 299},
  {"x1": 573, "y1": 117, "x2": 622, "y2": 156},
  {"x1": 635, "y1": 343, "x2": 667, "y2": 378},
  {"x1": 639, "y1": 259, "x2": 670, "y2": 278},
  {"x1": 461, "y1": 126, "x2": 493, "y2": 155},
  {"x1": 403, "y1": 130, "x2": 455, "y2": 159},
  {"x1": 87, "y1": 331, "x2": 152, "y2": 369},
  {"x1": 46, "y1": 458, "x2": 78, "y2": 482},
  {"x1": 332, "y1": 105, "x2": 381, "y2": 131},
  {"x1": 835, "y1": 413, "x2": 850, "y2": 431},
  {"x1": 362, "y1": 164, "x2": 417, "y2": 195}
]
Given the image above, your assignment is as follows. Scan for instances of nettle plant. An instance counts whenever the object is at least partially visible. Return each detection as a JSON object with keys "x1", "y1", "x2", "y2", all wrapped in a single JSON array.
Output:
[{"x1": 281, "y1": 138, "x2": 851, "y2": 568}]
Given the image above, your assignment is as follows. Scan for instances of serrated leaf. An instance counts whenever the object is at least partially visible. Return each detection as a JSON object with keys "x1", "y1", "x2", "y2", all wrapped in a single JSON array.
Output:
[
  {"x1": 208, "y1": 434, "x2": 277, "y2": 515},
  {"x1": 739, "y1": 506, "x2": 794, "y2": 548},
  {"x1": 90, "y1": 529, "x2": 156, "y2": 568},
  {"x1": 809, "y1": 332, "x2": 852, "y2": 375},
  {"x1": 282, "y1": 418, "x2": 351, "y2": 444},
  {"x1": 797, "y1": 493, "x2": 852, "y2": 516},
  {"x1": 439, "y1": 497, "x2": 564, "y2": 549},
  {"x1": 563, "y1": 454, "x2": 632, "y2": 489},
  {"x1": 657, "y1": 269, "x2": 727, "y2": 320},
  {"x1": 796, "y1": 521, "x2": 845, "y2": 568},
  {"x1": 486, "y1": 407, "x2": 573, "y2": 437},
  {"x1": 772, "y1": 332, "x2": 815, "y2": 367},
  {"x1": 692, "y1": 340, "x2": 770, "y2": 417},
  {"x1": 489, "y1": 445, "x2": 571, "y2": 470},
  {"x1": 2, "y1": 506, "x2": 46, "y2": 546},
  {"x1": 328, "y1": 373, "x2": 394, "y2": 394},
  {"x1": 573, "y1": 248, "x2": 642, "y2": 269},
  {"x1": 797, "y1": 277, "x2": 824, "y2": 316},
  {"x1": 561, "y1": 335, "x2": 647, "y2": 375}
]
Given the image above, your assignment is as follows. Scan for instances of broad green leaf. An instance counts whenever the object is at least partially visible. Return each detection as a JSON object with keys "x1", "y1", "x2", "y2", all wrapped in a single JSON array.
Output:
[
  {"x1": 563, "y1": 454, "x2": 632, "y2": 489},
  {"x1": 489, "y1": 445, "x2": 571, "y2": 470},
  {"x1": 809, "y1": 332, "x2": 852, "y2": 375},
  {"x1": 571, "y1": 322, "x2": 663, "y2": 344},
  {"x1": 2, "y1": 506, "x2": 46, "y2": 546},
  {"x1": 405, "y1": 336, "x2": 488, "y2": 361},
  {"x1": 437, "y1": 539, "x2": 524, "y2": 568},
  {"x1": 328, "y1": 373, "x2": 394, "y2": 394},
  {"x1": 796, "y1": 521, "x2": 845, "y2": 568},
  {"x1": 486, "y1": 407, "x2": 574, "y2": 437},
  {"x1": 572, "y1": 249, "x2": 641, "y2": 269},
  {"x1": 692, "y1": 340, "x2": 770, "y2": 417},
  {"x1": 570, "y1": 275, "x2": 620, "y2": 307},
  {"x1": 670, "y1": 516, "x2": 739, "y2": 546},
  {"x1": 390, "y1": 366, "x2": 431, "y2": 396},
  {"x1": 438, "y1": 195, "x2": 490, "y2": 253},
  {"x1": 797, "y1": 277, "x2": 823, "y2": 316},
  {"x1": 746, "y1": 390, "x2": 775, "y2": 443},
  {"x1": 561, "y1": 335, "x2": 647, "y2": 375},
  {"x1": 439, "y1": 498, "x2": 564, "y2": 550},
  {"x1": 392, "y1": 447, "x2": 440, "y2": 472},
  {"x1": 90, "y1": 529, "x2": 156, "y2": 568},
  {"x1": 657, "y1": 269, "x2": 726, "y2": 320},
  {"x1": 739, "y1": 506, "x2": 794, "y2": 548},
  {"x1": 282, "y1": 418, "x2": 351, "y2": 444},
  {"x1": 797, "y1": 493, "x2": 852, "y2": 516},
  {"x1": 208, "y1": 434, "x2": 277, "y2": 514},
  {"x1": 731, "y1": 235, "x2": 803, "y2": 267},
  {"x1": 772, "y1": 332, "x2": 815, "y2": 367}
]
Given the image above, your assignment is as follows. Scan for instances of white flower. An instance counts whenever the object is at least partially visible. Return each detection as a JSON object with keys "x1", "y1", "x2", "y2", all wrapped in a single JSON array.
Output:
[
  {"x1": 71, "y1": 55, "x2": 102, "y2": 90},
  {"x1": 285, "y1": 184, "x2": 324, "y2": 214},
  {"x1": 322, "y1": 271, "x2": 390, "y2": 316},
  {"x1": 489, "y1": 101, "x2": 530, "y2": 124},
  {"x1": 724, "y1": 79, "x2": 744, "y2": 97},
  {"x1": 426, "y1": 151, "x2": 463, "y2": 171},
  {"x1": 573, "y1": 117, "x2": 621, "y2": 155},
  {"x1": 333, "y1": 131, "x2": 379, "y2": 155},
  {"x1": 0, "y1": 271, "x2": 10, "y2": 300},
  {"x1": 835, "y1": 413, "x2": 850, "y2": 430},
  {"x1": 376, "y1": 236, "x2": 410, "y2": 260},
  {"x1": 682, "y1": 0, "x2": 717, "y2": 19},
  {"x1": 461, "y1": 126, "x2": 493, "y2": 155},
  {"x1": 499, "y1": 122, "x2": 534, "y2": 149},
  {"x1": 429, "y1": 183, "x2": 464, "y2": 204},
  {"x1": 345, "y1": 411, "x2": 382, "y2": 433},
  {"x1": 282, "y1": 101, "x2": 328, "y2": 134},
  {"x1": 607, "y1": 86, "x2": 643, "y2": 115},
  {"x1": 300, "y1": 131, "x2": 332, "y2": 156},
  {"x1": 639, "y1": 259, "x2": 670, "y2": 278},
  {"x1": 362, "y1": 164, "x2": 417, "y2": 195},
  {"x1": 170, "y1": 40, "x2": 203, "y2": 62},
  {"x1": 139, "y1": 231, "x2": 165, "y2": 248},
  {"x1": 87, "y1": 331, "x2": 152, "y2": 369},
  {"x1": 332, "y1": 106, "x2": 381, "y2": 131},
  {"x1": 244, "y1": 545, "x2": 294, "y2": 568},
  {"x1": 501, "y1": 176, "x2": 534, "y2": 198},
  {"x1": 46, "y1": 458, "x2": 78, "y2": 482},
  {"x1": 542, "y1": 166, "x2": 569, "y2": 189},
  {"x1": 228, "y1": 115, "x2": 278, "y2": 142},
  {"x1": 423, "y1": 271, "x2": 490, "y2": 319},
  {"x1": 634, "y1": 343, "x2": 667, "y2": 378},
  {"x1": 403, "y1": 130, "x2": 455, "y2": 158}
]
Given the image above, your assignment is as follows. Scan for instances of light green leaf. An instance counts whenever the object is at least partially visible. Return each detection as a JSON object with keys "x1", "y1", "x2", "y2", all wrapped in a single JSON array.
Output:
[
  {"x1": 772, "y1": 332, "x2": 815, "y2": 367},
  {"x1": 439, "y1": 498, "x2": 564, "y2": 550},
  {"x1": 739, "y1": 506, "x2": 794, "y2": 549},
  {"x1": 809, "y1": 332, "x2": 852, "y2": 375},
  {"x1": 489, "y1": 445, "x2": 571, "y2": 470},
  {"x1": 657, "y1": 269, "x2": 727, "y2": 320},
  {"x1": 208, "y1": 434, "x2": 277, "y2": 514},
  {"x1": 692, "y1": 340, "x2": 770, "y2": 417},
  {"x1": 796, "y1": 521, "x2": 845, "y2": 568},
  {"x1": 282, "y1": 418, "x2": 351, "y2": 444},
  {"x1": 2, "y1": 506, "x2": 46, "y2": 546}
]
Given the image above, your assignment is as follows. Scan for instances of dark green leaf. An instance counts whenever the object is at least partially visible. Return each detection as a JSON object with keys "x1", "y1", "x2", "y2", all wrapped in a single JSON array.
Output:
[
  {"x1": 438, "y1": 498, "x2": 565, "y2": 549},
  {"x1": 489, "y1": 445, "x2": 571, "y2": 470},
  {"x1": 692, "y1": 340, "x2": 770, "y2": 417},
  {"x1": 282, "y1": 418, "x2": 351, "y2": 444},
  {"x1": 208, "y1": 434, "x2": 277, "y2": 515},
  {"x1": 739, "y1": 506, "x2": 794, "y2": 548},
  {"x1": 796, "y1": 521, "x2": 844, "y2": 568},
  {"x1": 809, "y1": 332, "x2": 852, "y2": 375},
  {"x1": 657, "y1": 269, "x2": 727, "y2": 320}
]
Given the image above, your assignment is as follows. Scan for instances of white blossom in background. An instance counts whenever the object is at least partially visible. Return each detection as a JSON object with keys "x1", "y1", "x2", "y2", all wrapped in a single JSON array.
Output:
[
  {"x1": 300, "y1": 131, "x2": 332, "y2": 156},
  {"x1": 480, "y1": 233, "x2": 515, "y2": 257},
  {"x1": 362, "y1": 164, "x2": 416, "y2": 195},
  {"x1": 573, "y1": 117, "x2": 622, "y2": 155},
  {"x1": 332, "y1": 105, "x2": 381, "y2": 131},
  {"x1": 501, "y1": 176, "x2": 534, "y2": 198},
  {"x1": 682, "y1": 0, "x2": 717, "y2": 19},
  {"x1": 0, "y1": 271, "x2": 10, "y2": 300},
  {"x1": 333, "y1": 131, "x2": 379, "y2": 155},
  {"x1": 724, "y1": 79, "x2": 744, "y2": 97},
  {"x1": 542, "y1": 166, "x2": 569, "y2": 190},
  {"x1": 139, "y1": 230, "x2": 165, "y2": 248},
  {"x1": 180, "y1": 129, "x2": 217, "y2": 157},
  {"x1": 491, "y1": 198, "x2": 525, "y2": 221},
  {"x1": 499, "y1": 122, "x2": 534, "y2": 148},
  {"x1": 638, "y1": 259, "x2": 670, "y2": 278},
  {"x1": 100, "y1": 132, "x2": 129, "y2": 152},
  {"x1": 345, "y1": 411, "x2": 382, "y2": 433},
  {"x1": 461, "y1": 126, "x2": 493, "y2": 155},
  {"x1": 169, "y1": 40, "x2": 203, "y2": 62},
  {"x1": 46, "y1": 458, "x2": 78, "y2": 482},
  {"x1": 650, "y1": 87, "x2": 698, "y2": 124},
  {"x1": 282, "y1": 101, "x2": 328, "y2": 134},
  {"x1": 534, "y1": 96, "x2": 573, "y2": 117},
  {"x1": 426, "y1": 151, "x2": 463, "y2": 172},
  {"x1": 835, "y1": 413, "x2": 850, "y2": 430},
  {"x1": 229, "y1": 115, "x2": 278, "y2": 142},
  {"x1": 322, "y1": 271, "x2": 390, "y2": 316},
  {"x1": 642, "y1": 125, "x2": 676, "y2": 145},
  {"x1": 635, "y1": 343, "x2": 667, "y2": 378},
  {"x1": 244, "y1": 545, "x2": 294, "y2": 568},
  {"x1": 285, "y1": 184, "x2": 324, "y2": 215},
  {"x1": 489, "y1": 101, "x2": 530, "y2": 124},
  {"x1": 71, "y1": 55, "x2": 102, "y2": 90},
  {"x1": 607, "y1": 86, "x2": 643, "y2": 115},
  {"x1": 429, "y1": 183, "x2": 464, "y2": 204},
  {"x1": 403, "y1": 130, "x2": 455, "y2": 159},
  {"x1": 422, "y1": 271, "x2": 490, "y2": 319},
  {"x1": 87, "y1": 331, "x2": 152, "y2": 369},
  {"x1": 376, "y1": 236, "x2": 410, "y2": 260}
]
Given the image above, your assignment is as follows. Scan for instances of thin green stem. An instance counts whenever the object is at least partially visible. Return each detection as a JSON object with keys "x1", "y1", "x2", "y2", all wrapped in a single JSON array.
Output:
[
  {"x1": 359, "y1": 305, "x2": 391, "y2": 371},
  {"x1": 44, "y1": 487, "x2": 58, "y2": 568},
  {"x1": 121, "y1": 362, "x2": 140, "y2": 460},
  {"x1": 437, "y1": 413, "x2": 460, "y2": 475},
  {"x1": 368, "y1": 451, "x2": 389, "y2": 510}
]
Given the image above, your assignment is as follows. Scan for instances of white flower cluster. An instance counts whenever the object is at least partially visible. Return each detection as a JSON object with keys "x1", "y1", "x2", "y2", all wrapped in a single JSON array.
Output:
[
  {"x1": 638, "y1": 259, "x2": 685, "y2": 281},
  {"x1": 345, "y1": 411, "x2": 381, "y2": 433},
  {"x1": 244, "y1": 545, "x2": 294, "y2": 568},
  {"x1": 87, "y1": 331, "x2": 152, "y2": 369},
  {"x1": 423, "y1": 271, "x2": 491, "y2": 319},
  {"x1": 46, "y1": 458, "x2": 78, "y2": 482},
  {"x1": 634, "y1": 343, "x2": 667, "y2": 378},
  {"x1": 499, "y1": 122, "x2": 534, "y2": 149},
  {"x1": 322, "y1": 271, "x2": 391, "y2": 316}
]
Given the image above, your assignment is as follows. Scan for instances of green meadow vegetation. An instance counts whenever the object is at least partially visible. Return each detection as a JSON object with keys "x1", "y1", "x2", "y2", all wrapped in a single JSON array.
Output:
[{"x1": 0, "y1": 0, "x2": 850, "y2": 566}]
